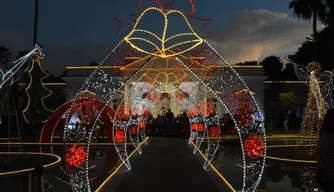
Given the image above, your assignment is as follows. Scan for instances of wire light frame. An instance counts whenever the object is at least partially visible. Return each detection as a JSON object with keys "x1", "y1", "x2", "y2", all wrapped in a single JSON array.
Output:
[
  {"x1": 63, "y1": 1, "x2": 266, "y2": 191},
  {"x1": 284, "y1": 57, "x2": 334, "y2": 155}
]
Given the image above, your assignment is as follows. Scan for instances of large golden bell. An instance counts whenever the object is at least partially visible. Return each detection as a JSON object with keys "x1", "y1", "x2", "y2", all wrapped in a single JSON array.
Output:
[{"x1": 124, "y1": 7, "x2": 203, "y2": 58}]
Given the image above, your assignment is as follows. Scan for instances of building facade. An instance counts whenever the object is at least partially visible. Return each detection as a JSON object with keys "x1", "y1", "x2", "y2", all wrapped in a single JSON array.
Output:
[{"x1": 62, "y1": 65, "x2": 268, "y2": 118}]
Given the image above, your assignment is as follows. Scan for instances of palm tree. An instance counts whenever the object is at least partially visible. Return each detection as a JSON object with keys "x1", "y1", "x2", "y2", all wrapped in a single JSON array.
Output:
[{"x1": 289, "y1": 0, "x2": 327, "y2": 62}]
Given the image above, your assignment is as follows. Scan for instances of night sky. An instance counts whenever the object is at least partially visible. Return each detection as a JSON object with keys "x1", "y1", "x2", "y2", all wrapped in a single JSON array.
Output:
[{"x1": 1, "y1": 0, "x2": 315, "y2": 76}]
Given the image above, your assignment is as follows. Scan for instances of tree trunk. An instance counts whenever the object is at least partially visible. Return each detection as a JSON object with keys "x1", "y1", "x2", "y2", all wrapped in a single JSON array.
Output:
[{"x1": 312, "y1": 11, "x2": 319, "y2": 63}]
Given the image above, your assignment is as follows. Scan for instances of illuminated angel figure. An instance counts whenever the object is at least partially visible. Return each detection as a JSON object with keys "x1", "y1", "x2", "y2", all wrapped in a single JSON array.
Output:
[{"x1": 284, "y1": 56, "x2": 334, "y2": 155}]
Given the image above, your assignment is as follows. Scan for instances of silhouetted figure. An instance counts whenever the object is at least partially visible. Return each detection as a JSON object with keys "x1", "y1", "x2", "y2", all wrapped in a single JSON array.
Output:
[
  {"x1": 283, "y1": 108, "x2": 290, "y2": 132},
  {"x1": 165, "y1": 109, "x2": 174, "y2": 132},
  {"x1": 317, "y1": 108, "x2": 334, "y2": 192}
]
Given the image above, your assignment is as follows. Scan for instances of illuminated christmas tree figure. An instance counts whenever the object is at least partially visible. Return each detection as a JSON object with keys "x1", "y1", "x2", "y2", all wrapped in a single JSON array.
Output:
[
  {"x1": 23, "y1": 52, "x2": 53, "y2": 124},
  {"x1": 284, "y1": 57, "x2": 333, "y2": 155}
]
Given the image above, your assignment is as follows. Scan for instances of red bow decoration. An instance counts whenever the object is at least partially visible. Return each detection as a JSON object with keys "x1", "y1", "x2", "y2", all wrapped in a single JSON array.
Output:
[{"x1": 114, "y1": 0, "x2": 213, "y2": 35}]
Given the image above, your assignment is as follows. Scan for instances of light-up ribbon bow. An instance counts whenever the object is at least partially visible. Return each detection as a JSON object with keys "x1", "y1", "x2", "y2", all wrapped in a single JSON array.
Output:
[{"x1": 114, "y1": 0, "x2": 213, "y2": 35}]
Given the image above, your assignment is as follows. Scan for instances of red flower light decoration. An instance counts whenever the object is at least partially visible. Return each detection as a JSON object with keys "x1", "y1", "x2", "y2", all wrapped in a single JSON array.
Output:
[
  {"x1": 243, "y1": 136, "x2": 265, "y2": 159},
  {"x1": 66, "y1": 145, "x2": 87, "y2": 167},
  {"x1": 197, "y1": 123, "x2": 205, "y2": 132},
  {"x1": 208, "y1": 126, "x2": 219, "y2": 137},
  {"x1": 130, "y1": 126, "x2": 137, "y2": 135},
  {"x1": 191, "y1": 123, "x2": 196, "y2": 131},
  {"x1": 139, "y1": 121, "x2": 146, "y2": 129},
  {"x1": 114, "y1": 129, "x2": 126, "y2": 143},
  {"x1": 142, "y1": 109, "x2": 150, "y2": 117}
]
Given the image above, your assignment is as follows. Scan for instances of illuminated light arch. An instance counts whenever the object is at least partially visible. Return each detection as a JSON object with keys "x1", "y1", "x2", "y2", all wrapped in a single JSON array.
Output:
[
  {"x1": 40, "y1": 98, "x2": 115, "y2": 154},
  {"x1": 64, "y1": 1, "x2": 266, "y2": 191},
  {"x1": 40, "y1": 98, "x2": 119, "y2": 188}
]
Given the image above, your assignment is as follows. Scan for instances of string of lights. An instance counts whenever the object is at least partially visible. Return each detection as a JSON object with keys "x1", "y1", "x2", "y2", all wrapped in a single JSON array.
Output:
[
  {"x1": 284, "y1": 58, "x2": 330, "y2": 155},
  {"x1": 0, "y1": 44, "x2": 42, "y2": 89},
  {"x1": 64, "y1": 1, "x2": 266, "y2": 191},
  {"x1": 176, "y1": 38, "x2": 266, "y2": 191}
]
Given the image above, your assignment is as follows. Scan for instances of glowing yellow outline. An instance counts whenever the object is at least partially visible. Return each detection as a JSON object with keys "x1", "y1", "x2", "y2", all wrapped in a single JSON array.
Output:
[
  {"x1": 80, "y1": 90, "x2": 97, "y2": 96},
  {"x1": 133, "y1": 29, "x2": 162, "y2": 41},
  {"x1": 0, "y1": 152, "x2": 61, "y2": 176},
  {"x1": 23, "y1": 56, "x2": 54, "y2": 123},
  {"x1": 266, "y1": 145, "x2": 316, "y2": 164},
  {"x1": 95, "y1": 137, "x2": 149, "y2": 191},
  {"x1": 189, "y1": 140, "x2": 236, "y2": 192},
  {"x1": 124, "y1": 7, "x2": 203, "y2": 58}
]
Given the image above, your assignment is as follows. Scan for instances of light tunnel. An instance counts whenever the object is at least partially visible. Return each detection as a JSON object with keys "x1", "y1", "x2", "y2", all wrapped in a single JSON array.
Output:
[{"x1": 63, "y1": 39, "x2": 266, "y2": 192}]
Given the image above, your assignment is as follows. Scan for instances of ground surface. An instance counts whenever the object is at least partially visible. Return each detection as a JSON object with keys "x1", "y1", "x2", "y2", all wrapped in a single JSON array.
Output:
[{"x1": 100, "y1": 137, "x2": 222, "y2": 192}]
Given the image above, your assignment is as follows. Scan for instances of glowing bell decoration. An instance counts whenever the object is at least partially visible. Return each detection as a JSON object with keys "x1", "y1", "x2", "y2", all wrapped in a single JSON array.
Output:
[{"x1": 124, "y1": 7, "x2": 203, "y2": 58}]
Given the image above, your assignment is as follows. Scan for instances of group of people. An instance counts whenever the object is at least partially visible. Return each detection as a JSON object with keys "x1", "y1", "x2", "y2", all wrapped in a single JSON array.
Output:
[{"x1": 157, "y1": 107, "x2": 175, "y2": 136}]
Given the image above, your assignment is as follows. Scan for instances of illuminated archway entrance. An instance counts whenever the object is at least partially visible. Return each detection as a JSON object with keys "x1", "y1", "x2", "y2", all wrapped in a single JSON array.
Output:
[{"x1": 63, "y1": 1, "x2": 266, "y2": 192}]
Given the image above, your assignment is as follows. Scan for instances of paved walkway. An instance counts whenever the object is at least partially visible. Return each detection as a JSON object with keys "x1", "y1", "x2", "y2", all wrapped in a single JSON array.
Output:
[{"x1": 100, "y1": 138, "x2": 221, "y2": 192}]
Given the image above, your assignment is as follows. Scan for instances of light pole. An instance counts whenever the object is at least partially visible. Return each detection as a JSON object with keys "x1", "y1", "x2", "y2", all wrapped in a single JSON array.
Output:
[{"x1": 33, "y1": 0, "x2": 39, "y2": 47}]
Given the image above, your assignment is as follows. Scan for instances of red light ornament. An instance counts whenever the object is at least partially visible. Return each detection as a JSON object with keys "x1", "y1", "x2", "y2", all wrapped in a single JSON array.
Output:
[
  {"x1": 114, "y1": 129, "x2": 126, "y2": 143},
  {"x1": 243, "y1": 136, "x2": 265, "y2": 159},
  {"x1": 130, "y1": 126, "x2": 137, "y2": 135},
  {"x1": 139, "y1": 121, "x2": 146, "y2": 129},
  {"x1": 66, "y1": 145, "x2": 87, "y2": 167},
  {"x1": 208, "y1": 126, "x2": 219, "y2": 137}
]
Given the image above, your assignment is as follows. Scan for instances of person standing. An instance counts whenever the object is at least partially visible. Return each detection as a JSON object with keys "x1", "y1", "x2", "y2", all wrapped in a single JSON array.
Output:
[
  {"x1": 159, "y1": 107, "x2": 166, "y2": 136},
  {"x1": 165, "y1": 109, "x2": 174, "y2": 131},
  {"x1": 317, "y1": 108, "x2": 334, "y2": 192},
  {"x1": 283, "y1": 108, "x2": 290, "y2": 132}
]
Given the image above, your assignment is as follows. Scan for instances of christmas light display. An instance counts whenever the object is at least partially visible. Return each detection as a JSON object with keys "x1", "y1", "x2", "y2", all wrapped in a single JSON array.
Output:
[
  {"x1": 114, "y1": 129, "x2": 126, "y2": 143},
  {"x1": 23, "y1": 52, "x2": 53, "y2": 123},
  {"x1": 63, "y1": 1, "x2": 266, "y2": 191},
  {"x1": 243, "y1": 136, "x2": 265, "y2": 159},
  {"x1": 176, "y1": 40, "x2": 266, "y2": 191},
  {"x1": 208, "y1": 125, "x2": 219, "y2": 137},
  {"x1": 66, "y1": 145, "x2": 87, "y2": 167},
  {"x1": 284, "y1": 57, "x2": 332, "y2": 155},
  {"x1": 0, "y1": 44, "x2": 43, "y2": 89}
]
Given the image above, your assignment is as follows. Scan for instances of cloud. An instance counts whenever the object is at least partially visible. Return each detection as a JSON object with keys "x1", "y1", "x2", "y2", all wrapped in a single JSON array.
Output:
[{"x1": 207, "y1": 9, "x2": 323, "y2": 64}]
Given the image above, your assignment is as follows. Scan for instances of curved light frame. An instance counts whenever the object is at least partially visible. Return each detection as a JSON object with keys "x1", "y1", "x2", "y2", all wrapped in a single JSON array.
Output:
[
  {"x1": 63, "y1": 16, "x2": 266, "y2": 192},
  {"x1": 175, "y1": 39, "x2": 266, "y2": 191}
]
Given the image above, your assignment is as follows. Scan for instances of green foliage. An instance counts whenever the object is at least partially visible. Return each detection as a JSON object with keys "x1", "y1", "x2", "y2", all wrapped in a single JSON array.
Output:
[
  {"x1": 293, "y1": 27, "x2": 333, "y2": 70},
  {"x1": 259, "y1": 56, "x2": 283, "y2": 81},
  {"x1": 289, "y1": 0, "x2": 327, "y2": 23},
  {"x1": 279, "y1": 92, "x2": 297, "y2": 109}
]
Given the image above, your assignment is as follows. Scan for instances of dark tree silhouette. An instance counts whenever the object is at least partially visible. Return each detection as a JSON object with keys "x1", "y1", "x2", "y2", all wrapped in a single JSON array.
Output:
[
  {"x1": 289, "y1": 0, "x2": 327, "y2": 62},
  {"x1": 259, "y1": 56, "x2": 283, "y2": 81},
  {"x1": 0, "y1": 46, "x2": 12, "y2": 69}
]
